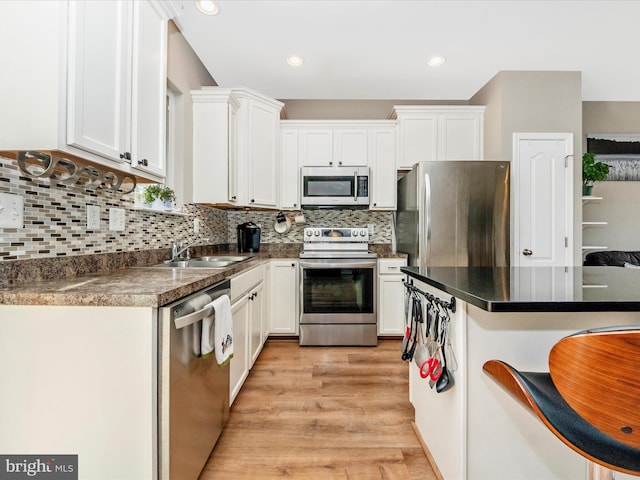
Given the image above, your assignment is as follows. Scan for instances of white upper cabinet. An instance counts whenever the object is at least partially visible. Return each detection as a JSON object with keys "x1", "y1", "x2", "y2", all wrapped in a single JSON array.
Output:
[
  {"x1": 295, "y1": 123, "x2": 369, "y2": 167},
  {"x1": 130, "y1": 1, "x2": 171, "y2": 178},
  {"x1": 66, "y1": 1, "x2": 131, "y2": 163},
  {"x1": 192, "y1": 88, "x2": 239, "y2": 205},
  {"x1": 334, "y1": 128, "x2": 368, "y2": 166},
  {"x1": 280, "y1": 120, "x2": 398, "y2": 210},
  {"x1": 279, "y1": 127, "x2": 301, "y2": 210},
  {"x1": 392, "y1": 106, "x2": 485, "y2": 169},
  {"x1": 369, "y1": 126, "x2": 397, "y2": 210},
  {"x1": 235, "y1": 90, "x2": 283, "y2": 208},
  {"x1": 300, "y1": 129, "x2": 333, "y2": 166},
  {"x1": 192, "y1": 87, "x2": 283, "y2": 208},
  {"x1": 0, "y1": 0, "x2": 178, "y2": 183}
]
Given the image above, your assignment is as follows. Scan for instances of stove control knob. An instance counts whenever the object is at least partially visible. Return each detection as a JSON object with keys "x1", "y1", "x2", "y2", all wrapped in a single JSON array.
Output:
[
  {"x1": 314, "y1": 230, "x2": 320, "y2": 236},
  {"x1": 306, "y1": 230, "x2": 313, "y2": 237},
  {"x1": 361, "y1": 229, "x2": 367, "y2": 237},
  {"x1": 351, "y1": 229, "x2": 358, "y2": 237}
]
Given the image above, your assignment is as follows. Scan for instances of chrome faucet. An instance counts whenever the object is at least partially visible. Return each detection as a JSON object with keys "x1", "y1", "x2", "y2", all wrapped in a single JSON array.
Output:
[{"x1": 170, "y1": 237, "x2": 210, "y2": 262}]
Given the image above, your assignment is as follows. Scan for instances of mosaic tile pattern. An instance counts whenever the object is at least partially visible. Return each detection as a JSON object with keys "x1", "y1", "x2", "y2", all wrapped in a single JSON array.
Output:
[
  {"x1": 1, "y1": 156, "x2": 391, "y2": 262},
  {"x1": 0, "y1": 158, "x2": 227, "y2": 261},
  {"x1": 227, "y1": 209, "x2": 392, "y2": 245}
]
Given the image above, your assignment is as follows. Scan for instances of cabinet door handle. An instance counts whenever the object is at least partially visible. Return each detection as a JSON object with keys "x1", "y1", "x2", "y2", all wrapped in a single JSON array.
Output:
[
  {"x1": 231, "y1": 195, "x2": 237, "y2": 200},
  {"x1": 138, "y1": 158, "x2": 148, "y2": 167},
  {"x1": 119, "y1": 152, "x2": 131, "y2": 161},
  {"x1": 522, "y1": 249, "x2": 533, "y2": 256}
]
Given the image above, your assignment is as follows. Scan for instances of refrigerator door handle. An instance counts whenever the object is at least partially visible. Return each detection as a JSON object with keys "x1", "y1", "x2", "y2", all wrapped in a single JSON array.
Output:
[{"x1": 422, "y1": 172, "x2": 431, "y2": 266}]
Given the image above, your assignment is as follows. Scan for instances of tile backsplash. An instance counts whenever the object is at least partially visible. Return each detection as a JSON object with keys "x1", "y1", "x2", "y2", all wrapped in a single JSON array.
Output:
[{"x1": 0, "y1": 157, "x2": 392, "y2": 261}]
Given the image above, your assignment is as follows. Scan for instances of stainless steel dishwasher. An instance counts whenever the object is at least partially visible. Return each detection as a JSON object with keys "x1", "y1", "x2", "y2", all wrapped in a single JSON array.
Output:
[{"x1": 158, "y1": 279, "x2": 231, "y2": 480}]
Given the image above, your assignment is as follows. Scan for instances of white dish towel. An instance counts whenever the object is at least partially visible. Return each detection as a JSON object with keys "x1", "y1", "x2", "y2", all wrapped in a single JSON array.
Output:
[{"x1": 201, "y1": 294, "x2": 233, "y2": 365}]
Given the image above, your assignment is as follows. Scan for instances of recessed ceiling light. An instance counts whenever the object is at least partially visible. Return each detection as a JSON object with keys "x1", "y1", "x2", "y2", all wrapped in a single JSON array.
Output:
[
  {"x1": 287, "y1": 55, "x2": 304, "y2": 67},
  {"x1": 195, "y1": 0, "x2": 219, "y2": 15},
  {"x1": 427, "y1": 56, "x2": 446, "y2": 67}
]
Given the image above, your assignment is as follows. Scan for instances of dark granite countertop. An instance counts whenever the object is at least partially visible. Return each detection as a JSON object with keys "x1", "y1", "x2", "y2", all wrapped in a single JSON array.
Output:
[
  {"x1": 0, "y1": 256, "x2": 270, "y2": 308},
  {"x1": 0, "y1": 243, "x2": 404, "y2": 308},
  {"x1": 402, "y1": 266, "x2": 640, "y2": 312}
]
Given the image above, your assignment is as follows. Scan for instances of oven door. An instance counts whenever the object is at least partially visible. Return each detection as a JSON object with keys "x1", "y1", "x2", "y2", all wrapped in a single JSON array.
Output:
[{"x1": 299, "y1": 258, "x2": 377, "y2": 324}]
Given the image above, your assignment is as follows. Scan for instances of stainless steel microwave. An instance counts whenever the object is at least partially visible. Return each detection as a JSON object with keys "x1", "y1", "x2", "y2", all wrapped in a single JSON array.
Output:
[{"x1": 301, "y1": 166, "x2": 370, "y2": 207}]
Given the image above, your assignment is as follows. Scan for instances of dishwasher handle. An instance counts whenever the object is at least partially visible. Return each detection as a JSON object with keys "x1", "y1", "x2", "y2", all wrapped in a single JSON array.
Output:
[{"x1": 174, "y1": 304, "x2": 213, "y2": 330}]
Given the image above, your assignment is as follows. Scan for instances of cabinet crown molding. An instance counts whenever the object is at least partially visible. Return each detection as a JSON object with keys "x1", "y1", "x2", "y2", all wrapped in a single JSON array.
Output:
[
  {"x1": 391, "y1": 105, "x2": 486, "y2": 118},
  {"x1": 230, "y1": 87, "x2": 284, "y2": 111},
  {"x1": 281, "y1": 120, "x2": 397, "y2": 127},
  {"x1": 148, "y1": 0, "x2": 182, "y2": 20}
]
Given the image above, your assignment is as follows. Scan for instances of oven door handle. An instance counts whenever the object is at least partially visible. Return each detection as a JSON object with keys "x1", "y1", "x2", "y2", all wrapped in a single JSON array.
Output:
[{"x1": 299, "y1": 260, "x2": 377, "y2": 269}]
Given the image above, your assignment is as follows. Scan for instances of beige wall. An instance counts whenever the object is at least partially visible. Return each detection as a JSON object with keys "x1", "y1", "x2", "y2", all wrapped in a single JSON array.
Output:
[
  {"x1": 582, "y1": 101, "x2": 640, "y2": 253},
  {"x1": 167, "y1": 21, "x2": 216, "y2": 204},
  {"x1": 470, "y1": 71, "x2": 583, "y2": 264}
]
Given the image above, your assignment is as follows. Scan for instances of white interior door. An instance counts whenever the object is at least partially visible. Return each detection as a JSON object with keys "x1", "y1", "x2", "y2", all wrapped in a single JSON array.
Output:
[{"x1": 513, "y1": 133, "x2": 574, "y2": 267}]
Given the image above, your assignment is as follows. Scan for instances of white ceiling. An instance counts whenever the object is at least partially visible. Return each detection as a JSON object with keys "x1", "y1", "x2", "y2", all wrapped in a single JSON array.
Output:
[{"x1": 176, "y1": 0, "x2": 640, "y2": 101}]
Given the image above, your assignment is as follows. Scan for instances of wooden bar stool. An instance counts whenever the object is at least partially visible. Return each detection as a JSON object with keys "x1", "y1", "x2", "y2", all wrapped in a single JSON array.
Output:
[{"x1": 483, "y1": 326, "x2": 640, "y2": 479}]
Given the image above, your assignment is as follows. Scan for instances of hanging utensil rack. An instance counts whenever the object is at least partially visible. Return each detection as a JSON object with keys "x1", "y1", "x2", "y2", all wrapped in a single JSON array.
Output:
[{"x1": 403, "y1": 279, "x2": 456, "y2": 313}]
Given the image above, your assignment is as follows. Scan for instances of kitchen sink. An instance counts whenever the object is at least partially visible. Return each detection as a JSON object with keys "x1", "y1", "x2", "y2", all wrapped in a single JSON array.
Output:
[
  {"x1": 190, "y1": 256, "x2": 252, "y2": 263},
  {"x1": 145, "y1": 256, "x2": 253, "y2": 269}
]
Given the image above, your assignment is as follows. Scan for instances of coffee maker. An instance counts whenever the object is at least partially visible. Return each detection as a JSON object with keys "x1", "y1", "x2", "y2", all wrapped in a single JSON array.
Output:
[{"x1": 237, "y1": 222, "x2": 261, "y2": 253}]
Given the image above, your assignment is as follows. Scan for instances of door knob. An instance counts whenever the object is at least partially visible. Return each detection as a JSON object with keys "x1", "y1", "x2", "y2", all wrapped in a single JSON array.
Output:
[{"x1": 522, "y1": 249, "x2": 533, "y2": 256}]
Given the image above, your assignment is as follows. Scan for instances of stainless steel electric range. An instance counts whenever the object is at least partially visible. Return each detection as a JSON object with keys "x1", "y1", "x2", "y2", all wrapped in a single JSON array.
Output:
[{"x1": 299, "y1": 227, "x2": 378, "y2": 346}]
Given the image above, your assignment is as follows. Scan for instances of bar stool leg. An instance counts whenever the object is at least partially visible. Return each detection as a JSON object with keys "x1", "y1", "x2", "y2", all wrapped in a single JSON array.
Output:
[{"x1": 588, "y1": 461, "x2": 614, "y2": 480}]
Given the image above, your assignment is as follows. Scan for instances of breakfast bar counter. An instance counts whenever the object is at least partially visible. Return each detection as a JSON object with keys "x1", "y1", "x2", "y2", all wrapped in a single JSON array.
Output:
[{"x1": 401, "y1": 266, "x2": 640, "y2": 480}]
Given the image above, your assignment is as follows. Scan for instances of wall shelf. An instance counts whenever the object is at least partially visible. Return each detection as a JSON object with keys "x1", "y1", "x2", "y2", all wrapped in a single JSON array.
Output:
[{"x1": 582, "y1": 195, "x2": 606, "y2": 258}]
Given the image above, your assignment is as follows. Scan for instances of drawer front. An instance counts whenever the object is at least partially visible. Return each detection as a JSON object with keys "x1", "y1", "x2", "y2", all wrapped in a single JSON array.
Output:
[
  {"x1": 378, "y1": 258, "x2": 407, "y2": 275},
  {"x1": 230, "y1": 264, "x2": 264, "y2": 303}
]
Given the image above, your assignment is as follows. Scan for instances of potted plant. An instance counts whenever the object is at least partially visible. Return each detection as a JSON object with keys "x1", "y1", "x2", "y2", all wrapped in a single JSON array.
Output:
[
  {"x1": 582, "y1": 152, "x2": 610, "y2": 196},
  {"x1": 142, "y1": 184, "x2": 176, "y2": 210}
]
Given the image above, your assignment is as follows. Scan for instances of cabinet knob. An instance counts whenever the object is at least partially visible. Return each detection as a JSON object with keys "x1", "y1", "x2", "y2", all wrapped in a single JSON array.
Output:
[
  {"x1": 374, "y1": 203, "x2": 377, "y2": 206},
  {"x1": 339, "y1": 161, "x2": 342, "y2": 165},
  {"x1": 293, "y1": 203, "x2": 297, "y2": 207},
  {"x1": 291, "y1": 263, "x2": 295, "y2": 267},
  {"x1": 138, "y1": 158, "x2": 148, "y2": 167},
  {"x1": 231, "y1": 196, "x2": 237, "y2": 200},
  {"x1": 522, "y1": 249, "x2": 533, "y2": 256},
  {"x1": 329, "y1": 161, "x2": 333, "y2": 165},
  {"x1": 251, "y1": 199, "x2": 255, "y2": 203},
  {"x1": 119, "y1": 152, "x2": 131, "y2": 160}
]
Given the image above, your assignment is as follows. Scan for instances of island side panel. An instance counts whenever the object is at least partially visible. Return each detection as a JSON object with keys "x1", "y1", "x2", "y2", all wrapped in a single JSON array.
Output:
[
  {"x1": 409, "y1": 278, "x2": 468, "y2": 480},
  {"x1": 466, "y1": 306, "x2": 640, "y2": 480},
  {"x1": 0, "y1": 305, "x2": 157, "y2": 479}
]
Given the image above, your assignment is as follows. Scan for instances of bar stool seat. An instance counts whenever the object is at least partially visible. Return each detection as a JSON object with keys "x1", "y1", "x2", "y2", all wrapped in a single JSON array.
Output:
[{"x1": 483, "y1": 326, "x2": 640, "y2": 478}]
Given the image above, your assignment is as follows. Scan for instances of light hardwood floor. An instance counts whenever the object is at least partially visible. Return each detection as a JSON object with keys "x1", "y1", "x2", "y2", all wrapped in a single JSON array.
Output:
[{"x1": 199, "y1": 339, "x2": 437, "y2": 480}]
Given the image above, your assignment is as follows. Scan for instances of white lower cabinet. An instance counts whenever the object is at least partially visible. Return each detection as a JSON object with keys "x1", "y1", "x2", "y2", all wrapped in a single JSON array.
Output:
[
  {"x1": 269, "y1": 260, "x2": 299, "y2": 335},
  {"x1": 229, "y1": 293, "x2": 250, "y2": 405},
  {"x1": 229, "y1": 263, "x2": 266, "y2": 405},
  {"x1": 249, "y1": 281, "x2": 265, "y2": 367},
  {"x1": 378, "y1": 258, "x2": 408, "y2": 335}
]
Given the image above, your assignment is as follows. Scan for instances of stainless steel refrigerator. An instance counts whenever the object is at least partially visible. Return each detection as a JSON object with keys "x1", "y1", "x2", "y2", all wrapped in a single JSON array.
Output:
[{"x1": 396, "y1": 161, "x2": 510, "y2": 267}]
